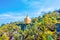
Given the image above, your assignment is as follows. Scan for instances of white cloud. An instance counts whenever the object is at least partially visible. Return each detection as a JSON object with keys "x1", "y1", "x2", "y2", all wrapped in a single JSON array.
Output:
[
  {"x1": 0, "y1": 13, "x2": 25, "y2": 21},
  {"x1": 21, "y1": 0, "x2": 60, "y2": 16},
  {"x1": 33, "y1": 7, "x2": 59, "y2": 17},
  {"x1": 21, "y1": 0, "x2": 42, "y2": 9},
  {"x1": 0, "y1": 13, "x2": 26, "y2": 25},
  {"x1": 0, "y1": 14, "x2": 11, "y2": 17}
]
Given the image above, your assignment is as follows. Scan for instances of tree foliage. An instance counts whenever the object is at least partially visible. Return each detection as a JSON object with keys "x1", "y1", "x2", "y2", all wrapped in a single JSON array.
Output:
[{"x1": 0, "y1": 11, "x2": 57, "y2": 40}]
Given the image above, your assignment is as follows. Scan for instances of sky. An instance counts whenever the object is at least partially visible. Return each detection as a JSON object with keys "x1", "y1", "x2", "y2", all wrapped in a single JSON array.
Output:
[{"x1": 0, "y1": 0, "x2": 60, "y2": 25}]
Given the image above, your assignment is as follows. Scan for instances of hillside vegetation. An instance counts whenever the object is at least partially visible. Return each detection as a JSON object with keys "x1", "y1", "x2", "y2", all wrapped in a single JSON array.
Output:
[{"x1": 0, "y1": 11, "x2": 59, "y2": 40}]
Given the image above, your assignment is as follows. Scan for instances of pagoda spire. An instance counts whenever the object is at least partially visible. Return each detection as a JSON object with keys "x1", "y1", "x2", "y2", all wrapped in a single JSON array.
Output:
[
  {"x1": 26, "y1": 14, "x2": 29, "y2": 17},
  {"x1": 24, "y1": 14, "x2": 31, "y2": 24}
]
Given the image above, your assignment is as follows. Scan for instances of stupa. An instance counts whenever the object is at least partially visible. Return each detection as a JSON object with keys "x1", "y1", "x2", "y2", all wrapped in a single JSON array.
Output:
[{"x1": 24, "y1": 15, "x2": 31, "y2": 24}]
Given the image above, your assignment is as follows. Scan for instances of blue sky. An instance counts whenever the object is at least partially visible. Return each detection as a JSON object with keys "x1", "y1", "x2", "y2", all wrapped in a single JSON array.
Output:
[{"x1": 0, "y1": 0, "x2": 60, "y2": 25}]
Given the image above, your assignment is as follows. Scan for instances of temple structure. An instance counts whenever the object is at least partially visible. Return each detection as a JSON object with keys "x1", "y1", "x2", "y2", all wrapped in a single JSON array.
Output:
[
  {"x1": 24, "y1": 15, "x2": 31, "y2": 24},
  {"x1": 16, "y1": 15, "x2": 32, "y2": 30}
]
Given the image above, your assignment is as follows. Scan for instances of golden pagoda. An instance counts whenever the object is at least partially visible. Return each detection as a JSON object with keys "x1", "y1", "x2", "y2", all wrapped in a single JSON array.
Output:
[{"x1": 24, "y1": 15, "x2": 31, "y2": 24}]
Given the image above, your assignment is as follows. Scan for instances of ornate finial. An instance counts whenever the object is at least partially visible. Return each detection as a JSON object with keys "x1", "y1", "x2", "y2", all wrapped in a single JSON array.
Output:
[{"x1": 26, "y1": 13, "x2": 29, "y2": 17}]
